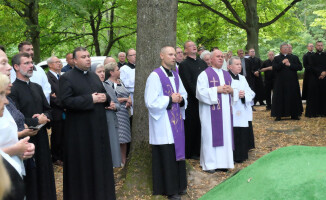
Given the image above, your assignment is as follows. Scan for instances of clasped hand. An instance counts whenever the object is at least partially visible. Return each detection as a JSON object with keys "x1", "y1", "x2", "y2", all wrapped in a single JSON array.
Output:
[
  {"x1": 171, "y1": 93, "x2": 183, "y2": 103},
  {"x1": 217, "y1": 84, "x2": 233, "y2": 94},
  {"x1": 239, "y1": 90, "x2": 245, "y2": 98},
  {"x1": 282, "y1": 59, "x2": 291, "y2": 66},
  {"x1": 92, "y1": 92, "x2": 107, "y2": 103},
  {"x1": 32, "y1": 113, "x2": 50, "y2": 124}
]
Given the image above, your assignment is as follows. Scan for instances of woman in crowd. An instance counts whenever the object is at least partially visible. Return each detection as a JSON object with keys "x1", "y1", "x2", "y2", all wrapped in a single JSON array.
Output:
[
  {"x1": 91, "y1": 63, "x2": 122, "y2": 168},
  {"x1": 0, "y1": 73, "x2": 34, "y2": 200},
  {"x1": 106, "y1": 62, "x2": 132, "y2": 166}
]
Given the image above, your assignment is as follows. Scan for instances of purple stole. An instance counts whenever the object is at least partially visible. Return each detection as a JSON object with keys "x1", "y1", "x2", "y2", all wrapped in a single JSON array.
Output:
[
  {"x1": 205, "y1": 67, "x2": 234, "y2": 149},
  {"x1": 154, "y1": 67, "x2": 185, "y2": 161}
]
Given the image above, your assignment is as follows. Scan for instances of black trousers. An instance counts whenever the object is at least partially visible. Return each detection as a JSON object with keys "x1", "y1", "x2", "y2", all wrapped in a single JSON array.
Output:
[
  {"x1": 152, "y1": 144, "x2": 187, "y2": 196},
  {"x1": 51, "y1": 120, "x2": 64, "y2": 162},
  {"x1": 264, "y1": 79, "x2": 274, "y2": 108}
]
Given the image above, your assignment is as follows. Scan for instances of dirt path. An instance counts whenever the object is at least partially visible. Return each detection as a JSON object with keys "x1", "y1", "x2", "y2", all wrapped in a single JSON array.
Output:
[{"x1": 54, "y1": 104, "x2": 326, "y2": 199}]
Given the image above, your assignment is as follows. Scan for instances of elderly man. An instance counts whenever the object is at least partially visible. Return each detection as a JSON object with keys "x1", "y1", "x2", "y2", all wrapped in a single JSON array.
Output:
[
  {"x1": 200, "y1": 50, "x2": 212, "y2": 66},
  {"x1": 272, "y1": 43, "x2": 303, "y2": 121},
  {"x1": 302, "y1": 43, "x2": 314, "y2": 100},
  {"x1": 46, "y1": 56, "x2": 65, "y2": 165},
  {"x1": 196, "y1": 50, "x2": 234, "y2": 173},
  {"x1": 145, "y1": 46, "x2": 187, "y2": 200},
  {"x1": 179, "y1": 40, "x2": 208, "y2": 160},
  {"x1": 228, "y1": 56, "x2": 255, "y2": 163},
  {"x1": 9, "y1": 52, "x2": 56, "y2": 200},
  {"x1": 61, "y1": 53, "x2": 74, "y2": 73},
  {"x1": 10, "y1": 41, "x2": 51, "y2": 103},
  {"x1": 117, "y1": 52, "x2": 127, "y2": 68},
  {"x1": 104, "y1": 56, "x2": 116, "y2": 66},
  {"x1": 260, "y1": 51, "x2": 275, "y2": 110},
  {"x1": 59, "y1": 47, "x2": 115, "y2": 200},
  {"x1": 306, "y1": 41, "x2": 326, "y2": 117}
]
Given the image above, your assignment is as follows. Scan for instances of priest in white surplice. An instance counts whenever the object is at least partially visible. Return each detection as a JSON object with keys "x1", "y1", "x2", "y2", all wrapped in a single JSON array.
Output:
[
  {"x1": 228, "y1": 56, "x2": 255, "y2": 163},
  {"x1": 196, "y1": 50, "x2": 234, "y2": 173},
  {"x1": 145, "y1": 46, "x2": 188, "y2": 199}
]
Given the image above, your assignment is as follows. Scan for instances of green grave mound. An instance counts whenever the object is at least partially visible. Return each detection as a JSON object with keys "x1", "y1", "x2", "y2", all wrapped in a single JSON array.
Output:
[{"x1": 200, "y1": 146, "x2": 326, "y2": 200}]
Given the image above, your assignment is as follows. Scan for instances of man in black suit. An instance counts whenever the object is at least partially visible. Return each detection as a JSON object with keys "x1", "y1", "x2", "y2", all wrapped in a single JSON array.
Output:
[{"x1": 46, "y1": 56, "x2": 64, "y2": 165}]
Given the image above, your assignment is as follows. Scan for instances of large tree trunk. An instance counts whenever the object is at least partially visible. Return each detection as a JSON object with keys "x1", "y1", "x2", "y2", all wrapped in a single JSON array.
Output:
[
  {"x1": 245, "y1": 0, "x2": 260, "y2": 57},
  {"x1": 25, "y1": 0, "x2": 41, "y2": 63},
  {"x1": 121, "y1": 0, "x2": 178, "y2": 198}
]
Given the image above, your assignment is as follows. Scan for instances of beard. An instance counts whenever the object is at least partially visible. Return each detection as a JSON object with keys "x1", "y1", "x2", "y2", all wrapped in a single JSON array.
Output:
[{"x1": 19, "y1": 68, "x2": 33, "y2": 78}]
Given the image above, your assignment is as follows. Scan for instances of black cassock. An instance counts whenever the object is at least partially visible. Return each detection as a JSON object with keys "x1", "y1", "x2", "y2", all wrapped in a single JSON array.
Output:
[
  {"x1": 271, "y1": 54, "x2": 303, "y2": 118},
  {"x1": 179, "y1": 56, "x2": 207, "y2": 159},
  {"x1": 9, "y1": 79, "x2": 56, "y2": 200},
  {"x1": 302, "y1": 51, "x2": 314, "y2": 100},
  {"x1": 245, "y1": 57, "x2": 265, "y2": 105},
  {"x1": 305, "y1": 52, "x2": 326, "y2": 117},
  {"x1": 59, "y1": 68, "x2": 116, "y2": 200}
]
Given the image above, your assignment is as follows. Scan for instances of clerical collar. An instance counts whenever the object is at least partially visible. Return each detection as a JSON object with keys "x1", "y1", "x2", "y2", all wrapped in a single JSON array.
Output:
[
  {"x1": 162, "y1": 66, "x2": 173, "y2": 77},
  {"x1": 75, "y1": 66, "x2": 88, "y2": 74},
  {"x1": 316, "y1": 50, "x2": 323, "y2": 54},
  {"x1": 127, "y1": 62, "x2": 135, "y2": 69},
  {"x1": 228, "y1": 70, "x2": 239, "y2": 80},
  {"x1": 16, "y1": 77, "x2": 30, "y2": 84}
]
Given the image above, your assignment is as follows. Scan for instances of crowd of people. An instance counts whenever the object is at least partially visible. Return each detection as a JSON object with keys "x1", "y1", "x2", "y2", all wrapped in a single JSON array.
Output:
[{"x1": 0, "y1": 39, "x2": 325, "y2": 200}]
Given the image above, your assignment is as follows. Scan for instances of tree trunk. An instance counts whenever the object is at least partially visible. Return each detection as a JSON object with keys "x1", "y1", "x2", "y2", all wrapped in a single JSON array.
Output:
[
  {"x1": 25, "y1": 0, "x2": 41, "y2": 63},
  {"x1": 121, "y1": 0, "x2": 178, "y2": 198},
  {"x1": 245, "y1": 0, "x2": 260, "y2": 57}
]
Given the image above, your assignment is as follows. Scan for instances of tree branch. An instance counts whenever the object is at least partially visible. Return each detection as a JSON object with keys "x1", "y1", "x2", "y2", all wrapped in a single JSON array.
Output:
[
  {"x1": 2, "y1": 0, "x2": 25, "y2": 17},
  {"x1": 259, "y1": 0, "x2": 302, "y2": 28},
  {"x1": 178, "y1": 0, "x2": 202, "y2": 7},
  {"x1": 196, "y1": 0, "x2": 246, "y2": 29},
  {"x1": 219, "y1": 0, "x2": 246, "y2": 26}
]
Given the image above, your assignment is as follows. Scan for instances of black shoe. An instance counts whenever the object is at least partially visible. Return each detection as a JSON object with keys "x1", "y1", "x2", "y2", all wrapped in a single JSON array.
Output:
[
  {"x1": 266, "y1": 106, "x2": 271, "y2": 111},
  {"x1": 216, "y1": 168, "x2": 228, "y2": 172},
  {"x1": 291, "y1": 116, "x2": 300, "y2": 120},
  {"x1": 260, "y1": 102, "x2": 266, "y2": 106},
  {"x1": 205, "y1": 170, "x2": 216, "y2": 174},
  {"x1": 252, "y1": 107, "x2": 256, "y2": 111},
  {"x1": 179, "y1": 189, "x2": 187, "y2": 195},
  {"x1": 168, "y1": 194, "x2": 181, "y2": 200},
  {"x1": 275, "y1": 117, "x2": 281, "y2": 121}
]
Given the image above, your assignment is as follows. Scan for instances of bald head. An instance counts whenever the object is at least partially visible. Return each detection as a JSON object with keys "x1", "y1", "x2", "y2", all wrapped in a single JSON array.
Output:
[
  {"x1": 210, "y1": 50, "x2": 224, "y2": 69},
  {"x1": 104, "y1": 57, "x2": 116, "y2": 66}
]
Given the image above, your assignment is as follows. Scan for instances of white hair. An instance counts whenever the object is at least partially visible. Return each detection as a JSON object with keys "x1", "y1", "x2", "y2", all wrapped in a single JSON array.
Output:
[{"x1": 200, "y1": 50, "x2": 211, "y2": 59}]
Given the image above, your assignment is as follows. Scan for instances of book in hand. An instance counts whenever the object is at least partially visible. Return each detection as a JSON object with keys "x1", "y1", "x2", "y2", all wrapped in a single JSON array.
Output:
[{"x1": 28, "y1": 123, "x2": 46, "y2": 130}]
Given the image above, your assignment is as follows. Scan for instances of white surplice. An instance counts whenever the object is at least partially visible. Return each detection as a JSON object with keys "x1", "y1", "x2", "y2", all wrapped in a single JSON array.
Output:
[
  {"x1": 120, "y1": 65, "x2": 135, "y2": 115},
  {"x1": 145, "y1": 66, "x2": 187, "y2": 145},
  {"x1": 196, "y1": 67, "x2": 234, "y2": 170},
  {"x1": 231, "y1": 74, "x2": 255, "y2": 127}
]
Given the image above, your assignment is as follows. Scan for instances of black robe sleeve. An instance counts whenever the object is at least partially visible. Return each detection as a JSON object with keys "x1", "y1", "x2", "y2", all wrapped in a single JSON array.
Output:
[{"x1": 59, "y1": 75, "x2": 95, "y2": 111}]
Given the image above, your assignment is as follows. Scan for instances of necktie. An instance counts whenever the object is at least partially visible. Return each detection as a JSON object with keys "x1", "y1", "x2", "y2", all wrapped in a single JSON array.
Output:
[{"x1": 57, "y1": 74, "x2": 60, "y2": 79}]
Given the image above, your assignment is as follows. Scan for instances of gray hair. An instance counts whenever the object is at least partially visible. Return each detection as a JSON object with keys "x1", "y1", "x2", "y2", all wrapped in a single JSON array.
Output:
[
  {"x1": 90, "y1": 63, "x2": 104, "y2": 73},
  {"x1": 280, "y1": 42, "x2": 288, "y2": 49},
  {"x1": 46, "y1": 56, "x2": 56, "y2": 65},
  {"x1": 200, "y1": 50, "x2": 211, "y2": 60},
  {"x1": 118, "y1": 52, "x2": 126, "y2": 57},
  {"x1": 104, "y1": 62, "x2": 117, "y2": 78},
  {"x1": 228, "y1": 56, "x2": 240, "y2": 66}
]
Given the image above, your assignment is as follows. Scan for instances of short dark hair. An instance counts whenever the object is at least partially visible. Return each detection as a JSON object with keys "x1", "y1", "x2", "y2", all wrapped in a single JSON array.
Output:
[
  {"x1": 12, "y1": 53, "x2": 31, "y2": 71},
  {"x1": 18, "y1": 41, "x2": 32, "y2": 52},
  {"x1": 0, "y1": 45, "x2": 5, "y2": 52},
  {"x1": 210, "y1": 47, "x2": 219, "y2": 51},
  {"x1": 73, "y1": 47, "x2": 87, "y2": 59},
  {"x1": 316, "y1": 41, "x2": 323, "y2": 44}
]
